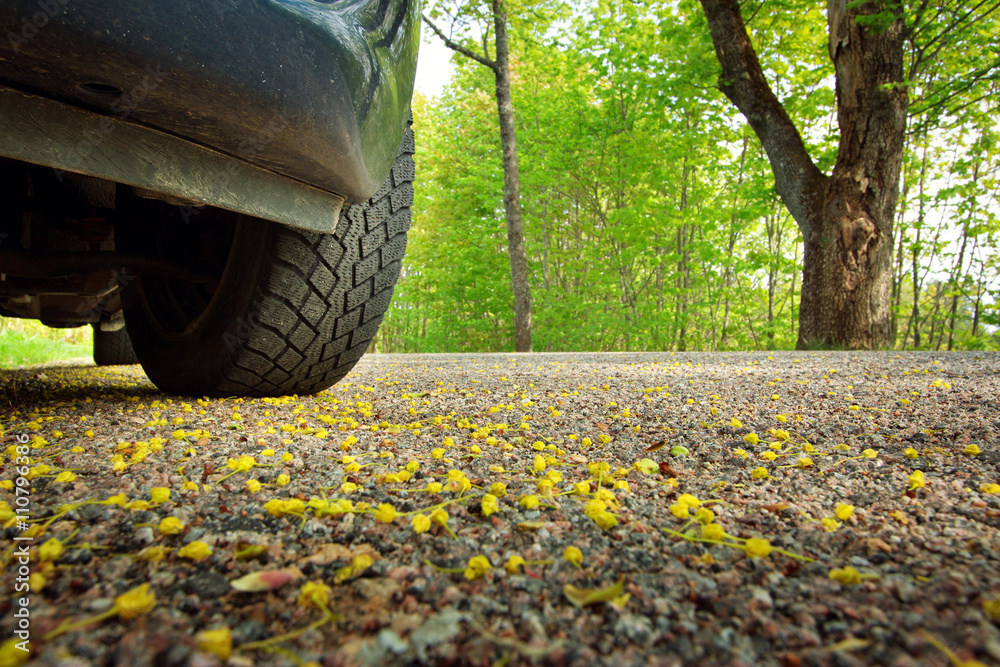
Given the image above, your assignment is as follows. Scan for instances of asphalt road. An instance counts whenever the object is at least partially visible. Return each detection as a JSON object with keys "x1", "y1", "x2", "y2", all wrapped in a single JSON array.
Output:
[{"x1": 1, "y1": 350, "x2": 999, "y2": 666}]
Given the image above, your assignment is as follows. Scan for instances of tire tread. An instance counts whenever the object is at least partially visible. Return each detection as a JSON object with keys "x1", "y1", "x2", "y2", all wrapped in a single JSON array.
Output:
[
  {"x1": 93, "y1": 325, "x2": 139, "y2": 366},
  {"x1": 219, "y1": 117, "x2": 414, "y2": 396}
]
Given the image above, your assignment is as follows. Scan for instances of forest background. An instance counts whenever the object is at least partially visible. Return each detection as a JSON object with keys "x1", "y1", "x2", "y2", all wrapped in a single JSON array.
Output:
[{"x1": 373, "y1": 0, "x2": 1000, "y2": 354}]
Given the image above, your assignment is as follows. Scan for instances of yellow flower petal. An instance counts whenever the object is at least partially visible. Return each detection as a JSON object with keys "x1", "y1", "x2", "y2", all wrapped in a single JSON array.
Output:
[
  {"x1": 464, "y1": 555, "x2": 491, "y2": 580},
  {"x1": 114, "y1": 583, "x2": 156, "y2": 620},
  {"x1": 499, "y1": 555, "x2": 524, "y2": 575},
  {"x1": 39, "y1": 538, "x2": 64, "y2": 562},
  {"x1": 481, "y1": 494, "x2": 499, "y2": 518},
  {"x1": 563, "y1": 546, "x2": 583, "y2": 567},
  {"x1": 195, "y1": 627, "x2": 233, "y2": 660},
  {"x1": 636, "y1": 458, "x2": 658, "y2": 475},
  {"x1": 297, "y1": 581, "x2": 332, "y2": 609},
  {"x1": 678, "y1": 493, "x2": 700, "y2": 508},
  {"x1": 745, "y1": 538, "x2": 771, "y2": 558},
  {"x1": 430, "y1": 508, "x2": 449, "y2": 527},
  {"x1": 411, "y1": 514, "x2": 431, "y2": 533},
  {"x1": 177, "y1": 541, "x2": 213, "y2": 561},
  {"x1": 158, "y1": 517, "x2": 185, "y2": 535},
  {"x1": 373, "y1": 503, "x2": 397, "y2": 523},
  {"x1": 0, "y1": 638, "x2": 29, "y2": 666},
  {"x1": 829, "y1": 566, "x2": 861, "y2": 585},
  {"x1": 701, "y1": 523, "x2": 724, "y2": 541},
  {"x1": 834, "y1": 504, "x2": 854, "y2": 521},
  {"x1": 563, "y1": 575, "x2": 625, "y2": 608}
]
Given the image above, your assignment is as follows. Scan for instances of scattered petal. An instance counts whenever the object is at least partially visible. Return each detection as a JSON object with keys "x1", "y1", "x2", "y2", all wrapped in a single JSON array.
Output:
[
  {"x1": 230, "y1": 570, "x2": 294, "y2": 593},
  {"x1": 834, "y1": 504, "x2": 854, "y2": 521},
  {"x1": 464, "y1": 555, "x2": 491, "y2": 580},
  {"x1": 412, "y1": 513, "x2": 432, "y2": 533},
  {"x1": 178, "y1": 541, "x2": 213, "y2": 561},
  {"x1": 195, "y1": 627, "x2": 233, "y2": 660},
  {"x1": 505, "y1": 555, "x2": 526, "y2": 574},
  {"x1": 297, "y1": 581, "x2": 332, "y2": 609},
  {"x1": 114, "y1": 583, "x2": 157, "y2": 620},
  {"x1": 158, "y1": 517, "x2": 185, "y2": 536},
  {"x1": 564, "y1": 575, "x2": 625, "y2": 608},
  {"x1": 745, "y1": 538, "x2": 771, "y2": 558}
]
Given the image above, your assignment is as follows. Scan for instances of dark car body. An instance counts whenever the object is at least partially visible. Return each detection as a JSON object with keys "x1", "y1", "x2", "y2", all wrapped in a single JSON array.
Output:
[
  {"x1": 0, "y1": 0, "x2": 419, "y2": 331},
  {"x1": 1, "y1": 0, "x2": 419, "y2": 207}
]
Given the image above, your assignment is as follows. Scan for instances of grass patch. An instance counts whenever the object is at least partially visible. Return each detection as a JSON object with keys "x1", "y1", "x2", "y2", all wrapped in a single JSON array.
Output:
[{"x1": 0, "y1": 319, "x2": 92, "y2": 368}]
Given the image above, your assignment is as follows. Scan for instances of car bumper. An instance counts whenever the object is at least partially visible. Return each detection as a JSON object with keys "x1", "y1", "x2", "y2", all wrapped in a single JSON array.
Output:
[{"x1": 0, "y1": 0, "x2": 419, "y2": 204}]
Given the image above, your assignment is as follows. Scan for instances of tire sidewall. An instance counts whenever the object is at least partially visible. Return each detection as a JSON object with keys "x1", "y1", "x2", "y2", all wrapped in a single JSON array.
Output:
[{"x1": 123, "y1": 216, "x2": 275, "y2": 394}]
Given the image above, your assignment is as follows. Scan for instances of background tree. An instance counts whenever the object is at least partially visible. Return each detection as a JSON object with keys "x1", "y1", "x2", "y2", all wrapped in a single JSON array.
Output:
[
  {"x1": 423, "y1": 0, "x2": 541, "y2": 352},
  {"x1": 698, "y1": 0, "x2": 1000, "y2": 350},
  {"x1": 376, "y1": 0, "x2": 999, "y2": 354}
]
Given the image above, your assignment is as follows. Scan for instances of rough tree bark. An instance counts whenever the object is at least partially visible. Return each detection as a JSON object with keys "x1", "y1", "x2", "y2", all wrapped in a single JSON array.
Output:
[
  {"x1": 699, "y1": 0, "x2": 907, "y2": 349},
  {"x1": 423, "y1": 1, "x2": 533, "y2": 352}
]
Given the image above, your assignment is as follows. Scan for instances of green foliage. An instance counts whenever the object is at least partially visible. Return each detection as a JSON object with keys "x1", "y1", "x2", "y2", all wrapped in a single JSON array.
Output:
[
  {"x1": 377, "y1": 0, "x2": 999, "y2": 353},
  {"x1": 0, "y1": 319, "x2": 92, "y2": 367}
]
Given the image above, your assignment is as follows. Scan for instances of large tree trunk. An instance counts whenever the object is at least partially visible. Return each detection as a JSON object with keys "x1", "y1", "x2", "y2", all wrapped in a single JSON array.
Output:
[
  {"x1": 700, "y1": 0, "x2": 907, "y2": 349},
  {"x1": 492, "y1": 0, "x2": 533, "y2": 352}
]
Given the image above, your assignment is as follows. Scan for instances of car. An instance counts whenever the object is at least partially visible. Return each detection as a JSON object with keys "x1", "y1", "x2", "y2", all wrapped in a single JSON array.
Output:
[{"x1": 0, "y1": 0, "x2": 419, "y2": 396}]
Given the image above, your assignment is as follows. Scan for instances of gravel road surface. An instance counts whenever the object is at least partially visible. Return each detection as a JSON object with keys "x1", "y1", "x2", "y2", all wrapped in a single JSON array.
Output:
[{"x1": 1, "y1": 351, "x2": 999, "y2": 667}]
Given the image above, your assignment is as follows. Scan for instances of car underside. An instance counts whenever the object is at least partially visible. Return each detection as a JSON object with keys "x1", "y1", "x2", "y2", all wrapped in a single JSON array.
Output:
[{"x1": 0, "y1": 0, "x2": 419, "y2": 396}]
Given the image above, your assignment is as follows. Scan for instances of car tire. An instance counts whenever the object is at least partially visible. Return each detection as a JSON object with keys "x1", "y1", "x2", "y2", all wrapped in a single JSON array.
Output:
[
  {"x1": 92, "y1": 324, "x2": 139, "y2": 366},
  {"x1": 121, "y1": 119, "x2": 414, "y2": 397}
]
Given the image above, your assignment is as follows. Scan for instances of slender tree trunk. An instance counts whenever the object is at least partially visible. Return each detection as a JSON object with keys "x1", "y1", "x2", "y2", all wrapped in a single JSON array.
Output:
[
  {"x1": 700, "y1": 0, "x2": 907, "y2": 350},
  {"x1": 491, "y1": 0, "x2": 532, "y2": 352},
  {"x1": 946, "y1": 155, "x2": 979, "y2": 350},
  {"x1": 422, "y1": 3, "x2": 532, "y2": 352},
  {"x1": 927, "y1": 285, "x2": 940, "y2": 347},
  {"x1": 971, "y1": 246, "x2": 985, "y2": 337},
  {"x1": 766, "y1": 210, "x2": 781, "y2": 349},
  {"x1": 719, "y1": 135, "x2": 748, "y2": 350},
  {"x1": 892, "y1": 135, "x2": 913, "y2": 346},
  {"x1": 946, "y1": 234, "x2": 969, "y2": 351},
  {"x1": 790, "y1": 241, "x2": 798, "y2": 342},
  {"x1": 675, "y1": 157, "x2": 692, "y2": 351}
]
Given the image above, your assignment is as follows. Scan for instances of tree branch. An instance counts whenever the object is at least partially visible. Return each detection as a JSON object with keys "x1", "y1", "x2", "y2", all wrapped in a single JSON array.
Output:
[
  {"x1": 422, "y1": 13, "x2": 497, "y2": 71},
  {"x1": 698, "y1": 0, "x2": 825, "y2": 235}
]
